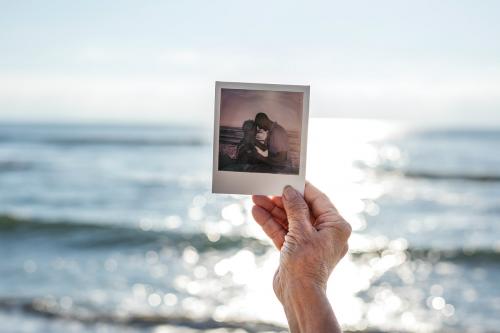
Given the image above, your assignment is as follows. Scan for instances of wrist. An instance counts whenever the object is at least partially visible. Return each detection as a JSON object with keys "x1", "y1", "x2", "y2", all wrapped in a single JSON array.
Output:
[
  {"x1": 280, "y1": 280, "x2": 340, "y2": 333},
  {"x1": 281, "y1": 279, "x2": 326, "y2": 306}
]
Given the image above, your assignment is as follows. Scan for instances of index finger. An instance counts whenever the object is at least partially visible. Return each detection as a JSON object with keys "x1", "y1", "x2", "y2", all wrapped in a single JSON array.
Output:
[
  {"x1": 251, "y1": 205, "x2": 286, "y2": 249},
  {"x1": 304, "y1": 181, "x2": 338, "y2": 218},
  {"x1": 252, "y1": 195, "x2": 288, "y2": 222}
]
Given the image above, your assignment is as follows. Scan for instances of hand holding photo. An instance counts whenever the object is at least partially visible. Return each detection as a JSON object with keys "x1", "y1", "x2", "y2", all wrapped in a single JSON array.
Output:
[{"x1": 212, "y1": 81, "x2": 310, "y2": 195}]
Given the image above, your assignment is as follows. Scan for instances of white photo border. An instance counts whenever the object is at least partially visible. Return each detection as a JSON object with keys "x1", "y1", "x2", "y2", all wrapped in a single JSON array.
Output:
[{"x1": 212, "y1": 81, "x2": 310, "y2": 195}]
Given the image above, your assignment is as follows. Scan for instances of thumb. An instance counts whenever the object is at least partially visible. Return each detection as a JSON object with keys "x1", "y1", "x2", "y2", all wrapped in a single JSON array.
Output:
[{"x1": 282, "y1": 185, "x2": 313, "y2": 233}]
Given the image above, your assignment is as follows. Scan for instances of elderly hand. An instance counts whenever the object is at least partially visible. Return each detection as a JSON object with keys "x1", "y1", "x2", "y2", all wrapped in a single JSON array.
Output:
[{"x1": 252, "y1": 182, "x2": 351, "y2": 333}]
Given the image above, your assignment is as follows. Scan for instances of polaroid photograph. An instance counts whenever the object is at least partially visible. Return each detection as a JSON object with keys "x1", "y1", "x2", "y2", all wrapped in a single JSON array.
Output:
[{"x1": 212, "y1": 81, "x2": 310, "y2": 195}]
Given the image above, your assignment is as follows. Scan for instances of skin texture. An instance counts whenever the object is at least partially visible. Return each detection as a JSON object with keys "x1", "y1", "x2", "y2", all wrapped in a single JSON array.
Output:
[{"x1": 251, "y1": 182, "x2": 352, "y2": 333}]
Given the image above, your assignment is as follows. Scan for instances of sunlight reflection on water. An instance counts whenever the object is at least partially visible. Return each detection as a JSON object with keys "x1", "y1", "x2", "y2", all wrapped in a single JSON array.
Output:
[
  {"x1": 192, "y1": 118, "x2": 471, "y2": 332},
  {"x1": 181, "y1": 119, "x2": 423, "y2": 331}
]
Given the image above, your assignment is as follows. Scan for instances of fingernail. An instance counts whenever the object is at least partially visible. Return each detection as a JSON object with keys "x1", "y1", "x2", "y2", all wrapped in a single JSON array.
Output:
[{"x1": 283, "y1": 185, "x2": 297, "y2": 200}]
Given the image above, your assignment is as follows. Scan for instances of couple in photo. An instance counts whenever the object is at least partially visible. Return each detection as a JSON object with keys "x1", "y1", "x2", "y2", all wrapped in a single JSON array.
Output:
[{"x1": 221, "y1": 112, "x2": 291, "y2": 173}]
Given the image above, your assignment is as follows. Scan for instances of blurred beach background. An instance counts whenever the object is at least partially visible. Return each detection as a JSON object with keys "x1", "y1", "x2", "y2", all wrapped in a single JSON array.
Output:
[{"x1": 1, "y1": 1, "x2": 500, "y2": 333}]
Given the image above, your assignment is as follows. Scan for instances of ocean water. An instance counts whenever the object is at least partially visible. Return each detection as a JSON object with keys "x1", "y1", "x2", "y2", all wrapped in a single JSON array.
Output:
[{"x1": 0, "y1": 119, "x2": 499, "y2": 333}]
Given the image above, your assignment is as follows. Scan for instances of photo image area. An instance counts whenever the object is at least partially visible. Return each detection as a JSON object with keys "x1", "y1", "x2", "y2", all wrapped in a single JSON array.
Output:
[{"x1": 218, "y1": 88, "x2": 303, "y2": 175}]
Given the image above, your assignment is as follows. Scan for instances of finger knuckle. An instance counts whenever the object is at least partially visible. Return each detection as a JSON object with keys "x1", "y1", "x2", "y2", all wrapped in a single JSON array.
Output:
[
  {"x1": 271, "y1": 206, "x2": 284, "y2": 218},
  {"x1": 315, "y1": 212, "x2": 338, "y2": 225},
  {"x1": 282, "y1": 235, "x2": 300, "y2": 253},
  {"x1": 311, "y1": 192, "x2": 335, "y2": 209},
  {"x1": 251, "y1": 206, "x2": 260, "y2": 219},
  {"x1": 261, "y1": 217, "x2": 275, "y2": 232},
  {"x1": 337, "y1": 220, "x2": 352, "y2": 237},
  {"x1": 341, "y1": 244, "x2": 349, "y2": 257},
  {"x1": 268, "y1": 226, "x2": 283, "y2": 239},
  {"x1": 316, "y1": 193, "x2": 330, "y2": 205}
]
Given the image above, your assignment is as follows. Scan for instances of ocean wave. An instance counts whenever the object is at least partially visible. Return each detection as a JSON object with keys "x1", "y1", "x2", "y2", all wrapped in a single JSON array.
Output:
[
  {"x1": 0, "y1": 161, "x2": 33, "y2": 172},
  {"x1": 0, "y1": 297, "x2": 287, "y2": 332},
  {"x1": 370, "y1": 166, "x2": 500, "y2": 183},
  {"x1": 412, "y1": 128, "x2": 500, "y2": 141},
  {"x1": 42, "y1": 137, "x2": 207, "y2": 147},
  {"x1": 0, "y1": 136, "x2": 207, "y2": 146},
  {"x1": 402, "y1": 170, "x2": 500, "y2": 182},
  {"x1": 0, "y1": 215, "x2": 268, "y2": 253},
  {"x1": 3, "y1": 215, "x2": 500, "y2": 262},
  {"x1": 351, "y1": 246, "x2": 500, "y2": 263}
]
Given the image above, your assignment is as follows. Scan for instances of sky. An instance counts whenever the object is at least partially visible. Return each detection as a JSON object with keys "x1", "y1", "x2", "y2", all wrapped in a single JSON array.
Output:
[
  {"x1": 220, "y1": 89, "x2": 303, "y2": 131},
  {"x1": 0, "y1": 0, "x2": 499, "y2": 126}
]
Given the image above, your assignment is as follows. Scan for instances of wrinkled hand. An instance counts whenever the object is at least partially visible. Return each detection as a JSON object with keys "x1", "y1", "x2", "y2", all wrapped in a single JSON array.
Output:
[{"x1": 252, "y1": 182, "x2": 351, "y2": 303}]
